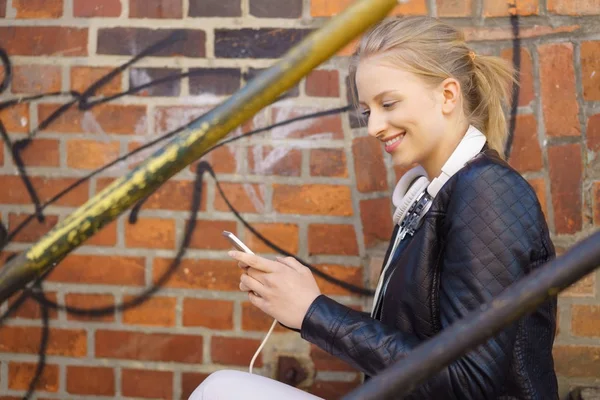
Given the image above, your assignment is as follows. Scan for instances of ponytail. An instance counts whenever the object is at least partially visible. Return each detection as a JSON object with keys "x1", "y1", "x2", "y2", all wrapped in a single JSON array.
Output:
[{"x1": 468, "y1": 55, "x2": 516, "y2": 159}]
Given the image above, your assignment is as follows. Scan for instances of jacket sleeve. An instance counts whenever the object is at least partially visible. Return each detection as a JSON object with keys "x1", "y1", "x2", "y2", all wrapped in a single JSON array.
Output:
[{"x1": 300, "y1": 163, "x2": 549, "y2": 399}]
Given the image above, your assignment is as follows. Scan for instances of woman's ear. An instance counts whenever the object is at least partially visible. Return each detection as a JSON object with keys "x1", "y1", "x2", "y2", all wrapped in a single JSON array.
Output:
[{"x1": 440, "y1": 77, "x2": 461, "y2": 115}]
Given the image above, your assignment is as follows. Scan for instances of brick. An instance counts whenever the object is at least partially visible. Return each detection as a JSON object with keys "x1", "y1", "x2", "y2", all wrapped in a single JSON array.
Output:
[
  {"x1": 97, "y1": 177, "x2": 207, "y2": 212},
  {"x1": 193, "y1": 145, "x2": 238, "y2": 174},
  {"x1": 188, "y1": 219, "x2": 238, "y2": 250},
  {"x1": 250, "y1": 0, "x2": 302, "y2": 18},
  {"x1": 527, "y1": 178, "x2": 548, "y2": 220},
  {"x1": 9, "y1": 362, "x2": 59, "y2": 392},
  {"x1": 539, "y1": 43, "x2": 580, "y2": 137},
  {"x1": 125, "y1": 217, "x2": 176, "y2": 249},
  {"x1": 0, "y1": 103, "x2": 29, "y2": 133},
  {"x1": 311, "y1": 344, "x2": 355, "y2": 372},
  {"x1": 310, "y1": 0, "x2": 427, "y2": 16},
  {"x1": 67, "y1": 139, "x2": 120, "y2": 170},
  {"x1": 38, "y1": 103, "x2": 147, "y2": 135},
  {"x1": 0, "y1": 141, "x2": 4, "y2": 165},
  {"x1": 211, "y1": 336, "x2": 262, "y2": 367},
  {"x1": 153, "y1": 258, "x2": 239, "y2": 291},
  {"x1": 241, "y1": 301, "x2": 287, "y2": 332},
  {"x1": 13, "y1": 138, "x2": 61, "y2": 167},
  {"x1": 353, "y1": 137, "x2": 388, "y2": 193},
  {"x1": 306, "y1": 70, "x2": 340, "y2": 98},
  {"x1": 0, "y1": 326, "x2": 86, "y2": 356},
  {"x1": 548, "y1": 144, "x2": 582, "y2": 234},
  {"x1": 308, "y1": 224, "x2": 359, "y2": 256},
  {"x1": 562, "y1": 272, "x2": 595, "y2": 297},
  {"x1": 360, "y1": 197, "x2": 393, "y2": 248},
  {"x1": 508, "y1": 115, "x2": 542, "y2": 172},
  {"x1": 313, "y1": 264, "x2": 364, "y2": 296},
  {"x1": 12, "y1": 65, "x2": 62, "y2": 94},
  {"x1": 572, "y1": 305, "x2": 600, "y2": 337},
  {"x1": 71, "y1": 66, "x2": 122, "y2": 96},
  {"x1": 0, "y1": 27, "x2": 87, "y2": 56},
  {"x1": 484, "y1": 0, "x2": 538, "y2": 16},
  {"x1": 588, "y1": 114, "x2": 600, "y2": 152},
  {"x1": 98, "y1": 28, "x2": 205, "y2": 57},
  {"x1": 189, "y1": 0, "x2": 241, "y2": 17},
  {"x1": 7, "y1": 291, "x2": 58, "y2": 320},
  {"x1": 182, "y1": 373, "x2": 209, "y2": 399},
  {"x1": 273, "y1": 184, "x2": 353, "y2": 216},
  {"x1": 0, "y1": 176, "x2": 89, "y2": 206},
  {"x1": 95, "y1": 330, "x2": 203, "y2": 363},
  {"x1": 130, "y1": 0, "x2": 182, "y2": 18},
  {"x1": 122, "y1": 296, "x2": 176, "y2": 326},
  {"x1": 154, "y1": 105, "x2": 212, "y2": 135},
  {"x1": 14, "y1": 0, "x2": 63, "y2": 18},
  {"x1": 189, "y1": 68, "x2": 241, "y2": 96},
  {"x1": 547, "y1": 0, "x2": 600, "y2": 14},
  {"x1": 183, "y1": 298, "x2": 234, "y2": 329},
  {"x1": 464, "y1": 25, "x2": 580, "y2": 42},
  {"x1": 66, "y1": 366, "x2": 115, "y2": 396},
  {"x1": 214, "y1": 183, "x2": 267, "y2": 213},
  {"x1": 74, "y1": 0, "x2": 121, "y2": 16},
  {"x1": 65, "y1": 293, "x2": 115, "y2": 322},
  {"x1": 8, "y1": 213, "x2": 59, "y2": 243},
  {"x1": 48, "y1": 255, "x2": 145, "y2": 286},
  {"x1": 244, "y1": 67, "x2": 300, "y2": 98},
  {"x1": 243, "y1": 222, "x2": 299, "y2": 254},
  {"x1": 581, "y1": 41, "x2": 600, "y2": 101},
  {"x1": 553, "y1": 345, "x2": 600, "y2": 377},
  {"x1": 310, "y1": 148, "x2": 348, "y2": 177},
  {"x1": 0, "y1": 0, "x2": 5, "y2": 17},
  {"x1": 248, "y1": 145, "x2": 302, "y2": 176},
  {"x1": 309, "y1": 379, "x2": 361, "y2": 399},
  {"x1": 436, "y1": 0, "x2": 472, "y2": 16},
  {"x1": 271, "y1": 107, "x2": 344, "y2": 139},
  {"x1": 122, "y1": 369, "x2": 173, "y2": 399},
  {"x1": 85, "y1": 219, "x2": 118, "y2": 246},
  {"x1": 215, "y1": 28, "x2": 311, "y2": 58},
  {"x1": 500, "y1": 48, "x2": 534, "y2": 106},
  {"x1": 130, "y1": 68, "x2": 181, "y2": 97}
]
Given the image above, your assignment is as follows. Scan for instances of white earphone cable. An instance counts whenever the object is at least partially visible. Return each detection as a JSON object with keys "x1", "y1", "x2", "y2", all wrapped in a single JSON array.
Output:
[{"x1": 249, "y1": 318, "x2": 277, "y2": 374}]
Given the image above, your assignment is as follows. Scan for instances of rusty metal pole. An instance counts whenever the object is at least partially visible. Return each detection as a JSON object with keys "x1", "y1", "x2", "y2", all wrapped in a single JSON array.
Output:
[
  {"x1": 0, "y1": 0, "x2": 399, "y2": 303},
  {"x1": 343, "y1": 230, "x2": 600, "y2": 400}
]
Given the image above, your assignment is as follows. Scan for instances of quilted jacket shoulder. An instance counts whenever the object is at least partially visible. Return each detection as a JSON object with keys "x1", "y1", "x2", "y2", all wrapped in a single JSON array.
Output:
[{"x1": 300, "y1": 148, "x2": 558, "y2": 399}]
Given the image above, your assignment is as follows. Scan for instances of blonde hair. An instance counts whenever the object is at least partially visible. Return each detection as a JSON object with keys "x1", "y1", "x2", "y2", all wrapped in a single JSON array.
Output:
[{"x1": 349, "y1": 16, "x2": 515, "y2": 159}]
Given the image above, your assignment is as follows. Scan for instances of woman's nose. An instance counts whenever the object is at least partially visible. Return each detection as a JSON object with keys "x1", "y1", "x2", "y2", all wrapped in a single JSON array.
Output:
[{"x1": 367, "y1": 111, "x2": 387, "y2": 139}]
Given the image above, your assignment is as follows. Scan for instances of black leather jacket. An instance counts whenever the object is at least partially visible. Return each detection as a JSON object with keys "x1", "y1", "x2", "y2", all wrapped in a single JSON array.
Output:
[{"x1": 300, "y1": 148, "x2": 559, "y2": 399}]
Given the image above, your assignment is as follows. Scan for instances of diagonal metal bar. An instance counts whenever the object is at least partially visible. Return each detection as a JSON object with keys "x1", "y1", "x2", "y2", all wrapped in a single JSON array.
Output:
[
  {"x1": 343, "y1": 230, "x2": 600, "y2": 400},
  {"x1": 0, "y1": 0, "x2": 399, "y2": 303}
]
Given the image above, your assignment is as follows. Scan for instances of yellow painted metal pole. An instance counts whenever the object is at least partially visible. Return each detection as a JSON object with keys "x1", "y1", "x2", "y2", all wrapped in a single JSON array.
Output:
[{"x1": 0, "y1": 0, "x2": 398, "y2": 302}]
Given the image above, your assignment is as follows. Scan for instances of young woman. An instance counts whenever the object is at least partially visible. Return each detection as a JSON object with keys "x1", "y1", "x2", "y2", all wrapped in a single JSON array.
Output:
[{"x1": 191, "y1": 16, "x2": 558, "y2": 399}]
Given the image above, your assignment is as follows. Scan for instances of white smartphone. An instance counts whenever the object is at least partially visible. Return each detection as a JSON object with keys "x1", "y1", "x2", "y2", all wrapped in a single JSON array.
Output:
[{"x1": 222, "y1": 231, "x2": 255, "y2": 255}]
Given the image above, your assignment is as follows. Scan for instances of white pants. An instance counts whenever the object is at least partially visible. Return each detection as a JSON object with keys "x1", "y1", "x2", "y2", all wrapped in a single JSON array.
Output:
[{"x1": 188, "y1": 370, "x2": 324, "y2": 400}]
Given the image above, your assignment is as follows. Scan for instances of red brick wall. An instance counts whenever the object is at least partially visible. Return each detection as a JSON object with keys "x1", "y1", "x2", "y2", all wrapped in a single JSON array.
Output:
[{"x1": 0, "y1": 0, "x2": 599, "y2": 398}]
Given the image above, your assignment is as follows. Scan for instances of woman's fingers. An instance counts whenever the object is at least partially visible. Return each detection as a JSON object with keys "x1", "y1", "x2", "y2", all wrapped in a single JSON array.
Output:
[
  {"x1": 228, "y1": 251, "x2": 277, "y2": 273},
  {"x1": 240, "y1": 273, "x2": 264, "y2": 296},
  {"x1": 275, "y1": 256, "x2": 304, "y2": 272}
]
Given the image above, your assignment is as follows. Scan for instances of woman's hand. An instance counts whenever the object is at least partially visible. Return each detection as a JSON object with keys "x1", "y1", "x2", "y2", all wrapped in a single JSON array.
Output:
[{"x1": 229, "y1": 251, "x2": 322, "y2": 330}]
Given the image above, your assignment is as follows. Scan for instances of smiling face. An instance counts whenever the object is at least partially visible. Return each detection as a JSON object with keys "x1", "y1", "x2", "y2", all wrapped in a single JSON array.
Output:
[{"x1": 355, "y1": 56, "x2": 464, "y2": 178}]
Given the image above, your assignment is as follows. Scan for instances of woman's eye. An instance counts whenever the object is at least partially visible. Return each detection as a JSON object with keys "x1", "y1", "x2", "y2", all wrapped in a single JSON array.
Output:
[
  {"x1": 382, "y1": 101, "x2": 397, "y2": 108},
  {"x1": 360, "y1": 110, "x2": 370, "y2": 117}
]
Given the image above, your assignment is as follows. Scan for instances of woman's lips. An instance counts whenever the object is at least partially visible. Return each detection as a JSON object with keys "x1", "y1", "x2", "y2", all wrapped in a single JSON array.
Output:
[{"x1": 383, "y1": 133, "x2": 405, "y2": 153}]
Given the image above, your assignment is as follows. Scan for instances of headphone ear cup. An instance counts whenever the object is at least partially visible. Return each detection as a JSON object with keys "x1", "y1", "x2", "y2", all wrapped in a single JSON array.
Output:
[{"x1": 392, "y1": 176, "x2": 429, "y2": 226}]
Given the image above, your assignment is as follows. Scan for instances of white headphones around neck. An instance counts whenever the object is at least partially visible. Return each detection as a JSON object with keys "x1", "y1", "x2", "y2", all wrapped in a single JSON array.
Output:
[{"x1": 391, "y1": 125, "x2": 488, "y2": 229}]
